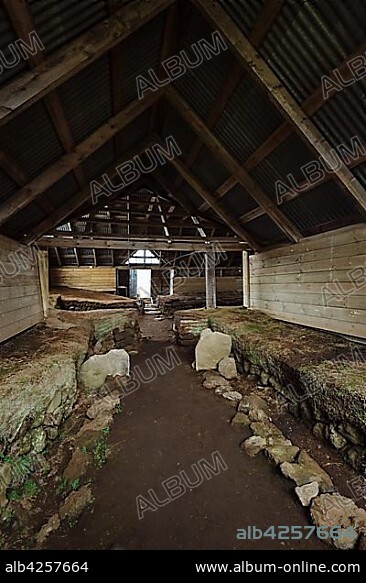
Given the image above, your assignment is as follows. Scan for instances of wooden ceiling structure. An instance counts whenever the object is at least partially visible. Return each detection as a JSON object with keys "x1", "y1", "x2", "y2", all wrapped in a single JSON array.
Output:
[{"x1": 0, "y1": 0, "x2": 365, "y2": 267}]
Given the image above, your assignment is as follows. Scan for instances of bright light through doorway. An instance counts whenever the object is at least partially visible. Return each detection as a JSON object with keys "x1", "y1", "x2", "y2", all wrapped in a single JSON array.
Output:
[{"x1": 136, "y1": 269, "x2": 151, "y2": 298}]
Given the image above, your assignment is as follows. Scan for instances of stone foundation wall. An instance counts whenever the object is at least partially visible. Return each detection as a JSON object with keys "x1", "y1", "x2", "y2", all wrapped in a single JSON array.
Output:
[
  {"x1": 158, "y1": 291, "x2": 242, "y2": 315},
  {"x1": 173, "y1": 308, "x2": 366, "y2": 471},
  {"x1": 0, "y1": 310, "x2": 140, "y2": 460}
]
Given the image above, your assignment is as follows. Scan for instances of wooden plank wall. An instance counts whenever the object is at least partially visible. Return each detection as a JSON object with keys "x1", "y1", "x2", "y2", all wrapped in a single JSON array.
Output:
[
  {"x1": 50, "y1": 267, "x2": 116, "y2": 292},
  {"x1": 250, "y1": 224, "x2": 366, "y2": 339},
  {"x1": 174, "y1": 276, "x2": 242, "y2": 295},
  {"x1": 0, "y1": 235, "x2": 43, "y2": 344}
]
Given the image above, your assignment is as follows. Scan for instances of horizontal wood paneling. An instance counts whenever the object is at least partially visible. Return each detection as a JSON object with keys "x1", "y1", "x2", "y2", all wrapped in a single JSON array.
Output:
[
  {"x1": 0, "y1": 235, "x2": 43, "y2": 344},
  {"x1": 50, "y1": 267, "x2": 116, "y2": 292},
  {"x1": 174, "y1": 276, "x2": 242, "y2": 294},
  {"x1": 250, "y1": 224, "x2": 366, "y2": 339}
]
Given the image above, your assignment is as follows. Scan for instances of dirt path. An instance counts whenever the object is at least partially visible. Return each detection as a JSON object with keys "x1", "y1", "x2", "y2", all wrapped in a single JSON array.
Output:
[{"x1": 47, "y1": 316, "x2": 326, "y2": 550}]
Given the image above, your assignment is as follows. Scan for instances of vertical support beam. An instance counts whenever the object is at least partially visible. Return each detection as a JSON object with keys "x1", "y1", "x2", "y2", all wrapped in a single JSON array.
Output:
[
  {"x1": 242, "y1": 250, "x2": 250, "y2": 308},
  {"x1": 205, "y1": 252, "x2": 216, "y2": 309},
  {"x1": 169, "y1": 268, "x2": 174, "y2": 295},
  {"x1": 36, "y1": 249, "x2": 49, "y2": 318}
]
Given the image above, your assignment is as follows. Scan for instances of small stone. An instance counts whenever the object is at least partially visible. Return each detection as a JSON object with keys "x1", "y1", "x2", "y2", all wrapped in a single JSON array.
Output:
[
  {"x1": 59, "y1": 485, "x2": 93, "y2": 521},
  {"x1": 214, "y1": 386, "x2": 228, "y2": 396},
  {"x1": 250, "y1": 421, "x2": 285, "y2": 442},
  {"x1": 327, "y1": 425, "x2": 347, "y2": 450},
  {"x1": 281, "y1": 451, "x2": 334, "y2": 493},
  {"x1": 343, "y1": 445, "x2": 365, "y2": 471},
  {"x1": 311, "y1": 493, "x2": 365, "y2": 549},
  {"x1": 0, "y1": 463, "x2": 12, "y2": 508},
  {"x1": 222, "y1": 391, "x2": 242, "y2": 402},
  {"x1": 313, "y1": 422, "x2": 326, "y2": 440},
  {"x1": 266, "y1": 444, "x2": 299, "y2": 465},
  {"x1": 238, "y1": 395, "x2": 269, "y2": 415},
  {"x1": 334, "y1": 528, "x2": 359, "y2": 550},
  {"x1": 86, "y1": 394, "x2": 120, "y2": 420},
  {"x1": 231, "y1": 413, "x2": 251, "y2": 428},
  {"x1": 36, "y1": 514, "x2": 60, "y2": 548},
  {"x1": 218, "y1": 357, "x2": 237, "y2": 380},
  {"x1": 63, "y1": 448, "x2": 91, "y2": 481},
  {"x1": 260, "y1": 371, "x2": 269, "y2": 386},
  {"x1": 31, "y1": 428, "x2": 47, "y2": 454},
  {"x1": 243, "y1": 361, "x2": 250, "y2": 373},
  {"x1": 338, "y1": 423, "x2": 365, "y2": 446},
  {"x1": 298, "y1": 451, "x2": 334, "y2": 493},
  {"x1": 248, "y1": 408, "x2": 268, "y2": 422},
  {"x1": 243, "y1": 436, "x2": 266, "y2": 457},
  {"x1": 295, "y1": 481, "x2": 319, "y2": 506},
  {"x1": 202, "y1": 371, "x2": 230, "y2": 390}
]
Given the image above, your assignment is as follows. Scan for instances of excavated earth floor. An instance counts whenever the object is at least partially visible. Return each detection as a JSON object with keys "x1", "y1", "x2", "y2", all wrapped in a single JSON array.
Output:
[{"x1": 43, "y1": 316, "x2": 337, "y2": 551}]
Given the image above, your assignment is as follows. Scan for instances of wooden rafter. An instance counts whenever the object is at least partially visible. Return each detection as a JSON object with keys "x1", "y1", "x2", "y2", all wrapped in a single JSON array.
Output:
[
  {"x1": 0, "y1": 0, "x2": 174, "y2": 128},
  {"x1": 38, "y1": 237, "x2": 246, "y2": 252},
  {"x1": 0, "y1": 92, "x2": 162, "y2": 229},
  {"x1": 174, "y1": 0, "x2": 283, "y2": 192},
  {"x1": 2, "y1": 0, "x2": 87, "y2": 194},
  {"x1": 207, "y1": 38, "x2": 366, "y2": 213},
  {"x1": 153, "y1": 168, "x2": 228, "y2": 232},
  {"x1": 193, "y1": 0, "x2": 366, "y2": 214},
  {"x1": 166, "y1": 87, "x2": 302, "y2": 242},
  {"x1": 168, "y1": 155, "x2": 259, "y2": 248}
]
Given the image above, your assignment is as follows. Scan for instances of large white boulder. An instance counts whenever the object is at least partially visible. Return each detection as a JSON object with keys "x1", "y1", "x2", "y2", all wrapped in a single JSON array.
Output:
[
  {"x1": 195, "y1": 328, "x2": 232, "y2": 371},
  {"x1": 79, "y1": 349, "x2": 130, "y2": 391}
]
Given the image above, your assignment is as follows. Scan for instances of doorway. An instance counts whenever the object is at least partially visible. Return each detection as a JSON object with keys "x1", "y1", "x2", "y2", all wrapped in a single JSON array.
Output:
[{"x1": 135, "y1": 269, "x2": 151, "y2": 298}]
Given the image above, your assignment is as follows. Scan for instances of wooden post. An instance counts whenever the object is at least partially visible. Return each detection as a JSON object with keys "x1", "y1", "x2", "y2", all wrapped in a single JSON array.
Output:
[
  {"x1": 242, "y1": 250, "x2": 250, "y2": 308},
  {"x1": 205, "y1": 252, "x2": 216, "y2": 309},
  {"x1": 37, "y1": 249, "x2": 49, "y2": 318}
]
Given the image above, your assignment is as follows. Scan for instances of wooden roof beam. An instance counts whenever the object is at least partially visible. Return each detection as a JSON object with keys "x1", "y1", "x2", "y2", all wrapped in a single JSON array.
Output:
[
  {"x1": 168, "y1": 155, "x2": 260, "y2": 249},
  {"x1": 174, "y1": 0, "x2": 283, "y2": 192},
  {"x1": 3, "y1": 0, "x2": 87, "y2": 191},
  {"x1": 166, "y1": 86, "x2": 302, "y2": 242},
  {"x1": 0, "y1": 0, "x2": 174, "y2": 127},
  {"x1": 23, "y1": 135, "x2": 160, "y2": 244},
  {"x1": 0, "y1": 91, "x2": 162, "y2": 228},
  {"x1": 205, "y1": 37, "x2": 366, "y2": 206},
  {"x1": 193, "y1": 0, "x2": 366, "y2": 214},
  {"x1": 38, "y1": 237, "x2": 247, "y2": 252}
]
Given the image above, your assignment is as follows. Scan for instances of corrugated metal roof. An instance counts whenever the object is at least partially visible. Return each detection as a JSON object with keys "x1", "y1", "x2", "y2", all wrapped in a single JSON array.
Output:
[
  {"x1": 28, "y1": 0, "x2": 108, "y2": 56},
  {"x1": 82, "y1": 141, "x2": 115, "y2": 182},
  {"x1": 58, "y1": 55, "x2": 112, "y2": 144},
  {"x1": 161, "y1": 104, "x2": 197, "y2": 162},
  {"x1": 259, "y1": 0, "x2": 366, "y2": 102},
  {"x1": 119, "y1": 13, "x2": 164, "y2": 107},
  {"x1": 312, "y1": 83, "x2": 366, "y2": 147},
  {"x1": 191, "y1": 147, "x2": 231, "y2": 192},
  {"x1": 0, "y1": 169, "x2": 17, "y2": 205},
  {"x1": 115, "y1": 110, "x2": 151, "y2": 155},
  {"x1": 249, "y1": 133, "x2": 321, "y2": 202},
  {"x1": 174, "y1": 10, "x2": 234, "y2": 121},
  {"x1": 213, "y1": 73, "x2": 285, "y2": 164},
  {"x1": 244, "y1": 214, "x2": 286, "y2": 246},
  {"x1": 217, "y1": 0, "x2": 264, "y2": 37},
  {"x1": 0, "y1": 101, "x2": 63, "y2": 179},
  {"x1": 40, "y1": 172, "x2": 79, "y2": 209},
  {"x1": 6, "y1": 202, "x2": 47, "y2": 239},
  {"x1": 220, "y1": 183, "x2": 257, "y2": 216},
  {"x1": 280, "y1": 181, "x2": 363, "y2": 234},
  {"x1": 0, "y1": 3, "x2": 28, "y2": 88}
]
